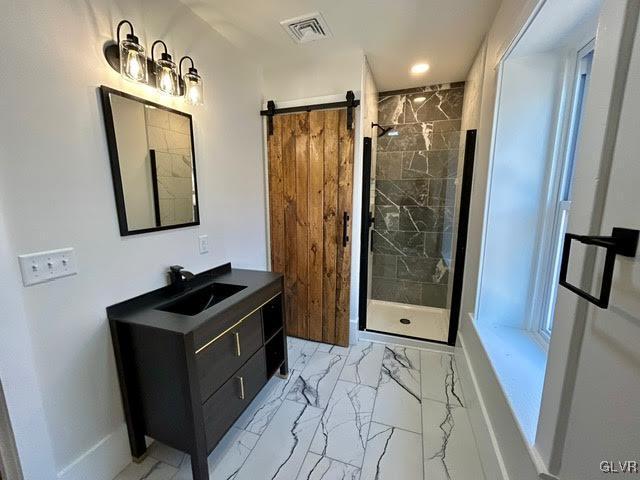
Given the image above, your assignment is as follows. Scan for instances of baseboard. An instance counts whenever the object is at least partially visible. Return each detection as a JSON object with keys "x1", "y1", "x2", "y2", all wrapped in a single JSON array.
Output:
[
  {"x1": 349, "y1": 318, "x2": 359, "y2": 345},
  {"x1": 57, "y1": 423, "x2": 130, "y2": 480}
]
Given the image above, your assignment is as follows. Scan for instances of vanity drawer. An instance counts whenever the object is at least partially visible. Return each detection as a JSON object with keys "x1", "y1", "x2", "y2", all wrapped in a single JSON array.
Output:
[
  {"x1": 203, "y1": 347, "x2": 267, "y2": 452},
  {"x1": 196, "y1": 309, "x2": 263, "y2": 403}
]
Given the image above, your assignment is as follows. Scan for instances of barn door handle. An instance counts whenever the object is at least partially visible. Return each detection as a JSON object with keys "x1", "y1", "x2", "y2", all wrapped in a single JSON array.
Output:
[
  {"x1": 559, "y1": 227, "x2": 639, "y2": 308},
  {"x1": 342, "y1": 212, "x2": 350, "y2": 247}
]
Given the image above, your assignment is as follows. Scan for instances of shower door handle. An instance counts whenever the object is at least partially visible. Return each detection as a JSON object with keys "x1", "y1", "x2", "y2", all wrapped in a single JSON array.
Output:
[
  {"x1": 559, "y1": 227, "x2": 638, "y2": 308},
  {"x1": 342, "y1": 212, "x2": 350, "y2": 247}
]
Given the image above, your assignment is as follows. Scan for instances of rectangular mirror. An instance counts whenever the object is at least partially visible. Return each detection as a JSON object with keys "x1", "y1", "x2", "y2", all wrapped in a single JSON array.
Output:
[{"x1": 100, "y1": 86, "x2": 200, "y2": 235}]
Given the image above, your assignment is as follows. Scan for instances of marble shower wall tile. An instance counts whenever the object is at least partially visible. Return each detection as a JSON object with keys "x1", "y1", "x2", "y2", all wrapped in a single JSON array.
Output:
[
  {"x1": 371, "y1": 278, "x2": 422, "y2": 305},
  {"x1": 360, "y1": 423, "x2": 423, "y2": 480},
  {"x1": 376, "y1": 152, "x2": 402, "y2": 179},
  {"x1": 401, "y1": 150, "x2": 458, "y2": 179},
  {"x1": 372, "y1": 83, "x2": 463, "y2": 308},
  {"x1": 374, "y1": 205, "x2": 399, "y2": 230},
  {"x1": 399, "y1": 206, "x2": 453, "y2": 233},
  {"x1": 397, "y1": 256, "x2": 449, "y2": 284},
  {"x1": 372, "y1": 254, "x2": 396, "y2": 279},
  {"x1": 340, "y1": 341, "x2": 385, "y2": 387},
  {"x1": 310, "y1": 380, "x2": 377, "y2": 467}
]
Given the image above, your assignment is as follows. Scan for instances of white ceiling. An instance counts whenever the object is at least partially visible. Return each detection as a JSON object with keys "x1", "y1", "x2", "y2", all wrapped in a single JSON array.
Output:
[{"x1": 182, "y1": 0, "x2": 502, "y2": 91}]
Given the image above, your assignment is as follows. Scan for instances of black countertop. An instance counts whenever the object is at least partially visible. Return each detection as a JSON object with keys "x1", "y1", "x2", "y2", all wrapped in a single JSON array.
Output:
[{"x1": 106, "y1": 263, "x2": 282, "y2": 335}]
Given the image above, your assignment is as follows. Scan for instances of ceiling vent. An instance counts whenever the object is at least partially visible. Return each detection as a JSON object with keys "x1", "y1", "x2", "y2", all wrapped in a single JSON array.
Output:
[{"x1": 280, "y1": 12, "x2": 332, "y2": 44}]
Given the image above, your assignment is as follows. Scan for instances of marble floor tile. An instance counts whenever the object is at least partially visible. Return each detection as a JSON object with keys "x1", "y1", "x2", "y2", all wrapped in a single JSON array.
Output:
[
  {"x1": 113, "y1": 457, "x2": 177, "y2": 480},
  {"x1": 173, "y1": 427, "x2": 259, "y2": 480},
  {"x1": 310, "y1": 380, "x2": 377, "y2": 467},
  {"x1": 288, "y1": 338, "x2": 320, "y2": 370},
  {"x1": 360, "y1": 423, "x2": 423, "y2": 480},
  {"x1": 296, "y1": 453, "x2": 361, "y2": 480},
  {"x1": 340, "y1": 342, "x2": 385, "y2": 388},
  {"x1": 236, "y1": 366, "x2": 302, "y2": 435},
  {"x1": 287, "y1": 351, "x2": 347, "y2": 409},
  {"x1": 422, "y1": 398, "x2": 484, "y2": 480},
  {"x1": 235, "y1": 400, "x2": 322, "y2": 480},
  {"x1": 373, "y1": 362, "x2": 422, "y2": 433},
  {"x1": 147, "y1": 440, "x2": 186, "y2": 468},
  {"x1": 317, "y1": 343, "x2": 351, "y2": 356},
  {"x1": 420, "y1": 351, "x2": 464, "y2": 407},
  {"x1": 382, "y1": 345, "x2": 421, "y2": 371}
]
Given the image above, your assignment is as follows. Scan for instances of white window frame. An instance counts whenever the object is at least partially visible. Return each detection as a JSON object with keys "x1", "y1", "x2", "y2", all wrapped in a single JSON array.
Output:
[{"x1": 528, "y1": 41, "x2": 595, "y2": 343}]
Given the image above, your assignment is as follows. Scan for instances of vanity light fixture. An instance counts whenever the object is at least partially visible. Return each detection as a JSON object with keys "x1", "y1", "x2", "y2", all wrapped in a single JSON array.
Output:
[
  {"x1": 105, "y1": 20, "x2": 204, "y2": 104},
  {"x1": 152, "y1": 40, "x2": 178, "y2": 96},
  {"x1": 179, "y1": 56, "x2": 204, "y2": 106},
  {"x1": 116, "y1": 20, "x2": 148, "y2": 84}
]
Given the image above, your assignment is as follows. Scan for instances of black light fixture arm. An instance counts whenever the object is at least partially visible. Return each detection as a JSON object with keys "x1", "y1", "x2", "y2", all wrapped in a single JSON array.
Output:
[
  {"x1": 151, "y1": 39, "x2": 170, "y2": 63},
  {"x1": 179, "y1": 56, "x2": 196, "y2": 78},
  {"x1": 116, "y1": 19, "x2": 135, "y2": 46}
]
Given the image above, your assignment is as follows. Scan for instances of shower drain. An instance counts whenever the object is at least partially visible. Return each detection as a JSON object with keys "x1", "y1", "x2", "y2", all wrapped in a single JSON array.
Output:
[{"x1": 399, "y1": 318, "x2": 411, "y2": 325}]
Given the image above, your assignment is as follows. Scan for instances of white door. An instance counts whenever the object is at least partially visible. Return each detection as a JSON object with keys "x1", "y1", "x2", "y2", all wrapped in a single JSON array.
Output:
[{"x1": 537, "y1": 1, "x2": 640, "y2": 477}]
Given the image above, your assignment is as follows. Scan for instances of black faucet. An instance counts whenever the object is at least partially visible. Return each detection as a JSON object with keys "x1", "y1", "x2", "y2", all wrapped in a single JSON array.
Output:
[{"x1": 168, "y1": 265, "x2": 194, "y2": 286}]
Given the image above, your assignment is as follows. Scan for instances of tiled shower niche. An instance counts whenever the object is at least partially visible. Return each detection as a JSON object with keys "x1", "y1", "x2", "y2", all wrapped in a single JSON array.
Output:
[{"x1": 371, "y1": 83, "x2": 465, "y2": 308}]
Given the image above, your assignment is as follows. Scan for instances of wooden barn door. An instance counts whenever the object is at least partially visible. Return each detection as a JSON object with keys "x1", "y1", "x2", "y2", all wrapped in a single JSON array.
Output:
[{"x1": 267, "y1": 108, "x2": 354, "y2": 346}]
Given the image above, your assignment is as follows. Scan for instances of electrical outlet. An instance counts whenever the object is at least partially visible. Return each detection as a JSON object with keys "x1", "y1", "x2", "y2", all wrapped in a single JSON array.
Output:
[
  {"x1": 18, "y1": 248, "x2": 78, "y2": 286},
  {"x1": 198, "y1": 235, "x2": 209, "y2": 254}
]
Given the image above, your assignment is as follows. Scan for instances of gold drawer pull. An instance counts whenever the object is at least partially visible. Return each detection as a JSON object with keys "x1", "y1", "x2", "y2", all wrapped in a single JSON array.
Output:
[
  {"x1": 234, "y1": 332, "x2": 241, "y2": 356},
  {"x1": 237, "y1": 376, "x2": 245, "y2": 400}
]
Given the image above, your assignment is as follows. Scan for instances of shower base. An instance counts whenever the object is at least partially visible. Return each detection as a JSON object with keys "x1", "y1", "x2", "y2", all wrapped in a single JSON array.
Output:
[{"x1": 366, "y1": 299, "x2": 449, "y2": 343}]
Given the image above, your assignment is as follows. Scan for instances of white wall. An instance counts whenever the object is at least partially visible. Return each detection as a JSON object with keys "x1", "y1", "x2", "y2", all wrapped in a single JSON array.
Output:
[
  {"x1": 477, "y1": 53, "x2": 563, "y2": 328},
  {"x1": 459, "y1": 0, "x2": 542, "y2": 326},
  {"x1": 261, "y1": 50, "x2": 364, "y2": 103},
  {"x1": 0, "y1": 1, "x2": 265, "y2": 478}
]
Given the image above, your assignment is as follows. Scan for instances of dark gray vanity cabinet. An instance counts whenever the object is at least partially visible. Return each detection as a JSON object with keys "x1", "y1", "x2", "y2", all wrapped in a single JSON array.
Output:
[{"x1": 107, "y1": 265, "x2": 287, "y2": 480}]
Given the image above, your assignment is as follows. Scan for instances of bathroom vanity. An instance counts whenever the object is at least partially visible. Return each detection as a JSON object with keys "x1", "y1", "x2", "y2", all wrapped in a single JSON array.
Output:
[{"x1": 107, "y1": 263, "x2": 287, "y2": 480}]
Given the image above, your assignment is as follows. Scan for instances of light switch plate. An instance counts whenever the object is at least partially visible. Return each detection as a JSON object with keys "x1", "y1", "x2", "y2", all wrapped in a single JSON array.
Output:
[
  {"x1": 18, "y1": 248, "x2": 78, "y2": 286},
  {"x1": 198, "y1": 235, "x2": 209, "y2": 254}
]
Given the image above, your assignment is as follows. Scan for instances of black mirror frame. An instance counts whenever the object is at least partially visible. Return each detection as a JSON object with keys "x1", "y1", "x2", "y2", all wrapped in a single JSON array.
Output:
[{"x1": 99, "y1": 85, "x2": 201, "y2": 236}]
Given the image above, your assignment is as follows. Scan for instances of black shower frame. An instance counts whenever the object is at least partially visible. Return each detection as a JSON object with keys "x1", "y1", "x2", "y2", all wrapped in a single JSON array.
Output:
[{"x1": 357, "y1": 129, "x2": 477, "y2": 346}]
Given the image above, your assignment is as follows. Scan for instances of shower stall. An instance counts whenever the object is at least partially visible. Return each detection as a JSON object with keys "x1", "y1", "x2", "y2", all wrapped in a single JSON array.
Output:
[{"x1": 359, "y1": 83, "x2": 475, "y2": 345}]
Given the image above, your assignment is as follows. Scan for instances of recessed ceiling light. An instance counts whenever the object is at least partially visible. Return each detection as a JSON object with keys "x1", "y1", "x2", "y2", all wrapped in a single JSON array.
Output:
[
  {"x1": 413, "y1": 96, "x2": 426, "y2": 103},
  {"x1": 410, "y1": 63, "x2": 430, "y2": 74}
]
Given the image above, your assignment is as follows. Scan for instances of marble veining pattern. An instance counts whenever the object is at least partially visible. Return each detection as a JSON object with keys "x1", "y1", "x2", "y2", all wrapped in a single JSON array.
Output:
[
  {"x1": 113, "y1": 337, "x2": 485, "y2": 480},
  {"x1": 372, "y1": 83, "x2": 464, "y2": 309},
  {"x1": 310, "y1": 380, "x2": 377, "y2": 467}
]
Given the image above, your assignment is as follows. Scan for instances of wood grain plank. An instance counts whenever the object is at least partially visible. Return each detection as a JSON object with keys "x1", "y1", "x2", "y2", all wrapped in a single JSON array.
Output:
[
  {"x1": 335, "y1": 109, "x2": 355, "y2": 347},
  {"x1": 322, "y1": 110, "x2": 340, "y2": 344},
  {"x1": 294, "y1": 113, "x2": 310, "y2": 339},
  {"x1": 267, "y1": 115, "x2": 285, "y2": 275},
  {"x1": 307, "y1": 110, "x2": 325, "y2": 342},
  {"x1": 281, "y1": 114, "x2": 298, "y2": 337}
]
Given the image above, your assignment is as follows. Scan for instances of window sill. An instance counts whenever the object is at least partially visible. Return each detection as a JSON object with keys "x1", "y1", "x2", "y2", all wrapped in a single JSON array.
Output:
[{"x1": 475, "y1": 322, "x2": 548, "y2": 443}]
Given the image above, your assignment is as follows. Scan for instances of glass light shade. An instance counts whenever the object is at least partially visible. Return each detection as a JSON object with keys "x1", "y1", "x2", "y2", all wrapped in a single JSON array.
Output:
[
  {"x1": 155, "y1": 57, "x2": 178, "y2": 96},
  {"x1": 119, "y1": 39, "x2": 147, "y2": 83},
  {"x1": 183, "y1": 71, "x2": 204, "y2": 106}
]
